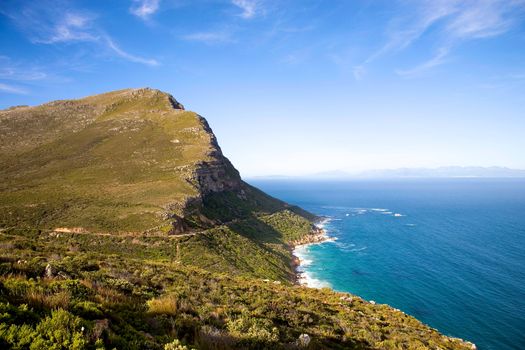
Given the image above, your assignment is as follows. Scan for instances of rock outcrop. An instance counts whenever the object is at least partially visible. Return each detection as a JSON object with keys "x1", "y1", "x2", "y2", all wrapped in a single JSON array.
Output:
[
  {"x1": 289, "y1": 225, "x2": 327, "y2": 246},
  {"x1": 191, "y1": 115, "x2": 243, "y2": 194}
]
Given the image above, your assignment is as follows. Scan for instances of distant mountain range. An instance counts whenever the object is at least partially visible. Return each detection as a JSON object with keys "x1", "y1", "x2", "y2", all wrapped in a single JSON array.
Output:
[{"x1": 252, "y1": 166, "x2": 525, "y2": 179}]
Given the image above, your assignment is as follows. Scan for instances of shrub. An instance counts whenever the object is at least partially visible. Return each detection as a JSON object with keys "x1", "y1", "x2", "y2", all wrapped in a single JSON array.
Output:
[
  {"x1": 0, "y1": 323, "x2": 36, "y2": 349},
  {"x1": 0, "y1": 309, "x2": 87, "y2": 350},
  {"x1": 26, "y1": 290, "x2": 71, "y2": 310},
  {"x1": 196, "y1": 325, "x2": 235, "y2": 350},
  {"x1": 148, "y1": 294, "x2": 178, "y2": 315},
  {"x1": 31, "y1": 309, "x2": 87, "y2": 350},
  {"x1": 164, "y1": 338, "x2": 195, "y2": 350},
  {"x1": 227, "y1": 315, "x2": 279, "y2": 343},
  {"x1": 72, "y1": 301, "x2": 104, "y2": 319}
]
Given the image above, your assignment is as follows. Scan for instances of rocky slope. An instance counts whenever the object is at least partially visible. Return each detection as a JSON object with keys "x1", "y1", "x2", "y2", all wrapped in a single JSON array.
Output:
[{"x1": 0, "y1": 89, "x2": 475, "y2": 350}]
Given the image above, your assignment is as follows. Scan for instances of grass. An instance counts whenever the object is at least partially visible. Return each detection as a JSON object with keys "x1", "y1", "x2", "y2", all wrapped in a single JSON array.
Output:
[
  {"x1": 0, "y1": 88, "x2": 214, "y2": 233},
  {"x1": 148, "y1": 294, "x2": 179, "y2": 316}
]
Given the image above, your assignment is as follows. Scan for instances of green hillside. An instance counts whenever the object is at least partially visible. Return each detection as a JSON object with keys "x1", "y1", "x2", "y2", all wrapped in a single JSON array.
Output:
[
  {"x1": 0, "y1": 89, "x2": 475, "y2": 350},
  {"x1": 0, "y1": 88, "x2": 279, "y2": 233}
]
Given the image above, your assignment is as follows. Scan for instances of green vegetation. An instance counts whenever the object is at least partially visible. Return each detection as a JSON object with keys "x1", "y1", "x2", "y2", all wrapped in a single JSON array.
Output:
[
  {"x1": 0, "y1": 228, "x2": 473, "y2": 350},
  {"x1": 0, "y1": 89, "x2": 211, "y2": 232},
  {"x1": 0, "y1": 89, "x2": 475, "y2": 349}
]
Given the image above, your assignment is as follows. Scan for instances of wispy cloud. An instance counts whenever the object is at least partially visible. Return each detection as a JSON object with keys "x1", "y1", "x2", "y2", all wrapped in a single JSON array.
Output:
[
  {"x1": 0, "y1": 83, "x2": 27, "y2": 95},
  {"x1": 396, "y1": 47, "x2": 451, "y2": 78},
  {"x1": 4, "y1": 4, "x2": 98, "y2": 44},
  {"x1": 508, "y1": 73, "x2": 525, "y2": 80},
  {"x1": 355, "y1": 0, "x2": 525, "y2": 79},
  {"x1": 104, "y1": 37, "x2": 159, "y2": 66},
  {"x1": 352, "y1": 65, "x2": 366, "y2": 80},
  {"x1": 130, "y1": 0, "x2": 160, "y2": 19},
  {"x1": 0, "y1": 55, "x2": 67, "y2": 96},
  {"x1": 181, "y1": 30, "x2": 234, "y2": 45},
  {"x1": 0, "y1": 57, "x2": 48, "y2": 81},
  {"x1": 477, "y1": 71, "x2": 525, "y2": 89},
  {"x1": 445, "y1": 0, "x2": 518, "y2": 39},
  {"x1": 0, "y1": 68, "x2": 46, "y2": 81},
  {"x1": 232, "y1": 0, "x2": 258, "y2": 19},
  {"x1": 365, "y1": 1, "x2": 457, "y2": 64},
  {"x1": 39, "y1": 12, "x2": 98, "y2": 44},
  {"x1": 3, "y1": 2, "x2": 160, "y2": 66},
  {"x1": 0, "y1": 56, "x2": 48, "y2": 95}
]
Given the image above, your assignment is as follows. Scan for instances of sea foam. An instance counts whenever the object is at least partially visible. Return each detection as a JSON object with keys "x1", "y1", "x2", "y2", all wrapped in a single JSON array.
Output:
[
  {"x1": 297, "y1": 271, "x2": 332, "y2": 289},
  {"x1": 293, "y1": 218, "x2": 334, "y2": 288}
]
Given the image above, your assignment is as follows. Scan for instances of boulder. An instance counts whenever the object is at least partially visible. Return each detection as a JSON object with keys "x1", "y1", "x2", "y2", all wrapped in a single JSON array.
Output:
[
  {"x1": 45, "y1": 263, "x2": 56, "y2": 278},
  {"x1": 297, "y1": 333, "x2": 311, "y2": 348}
]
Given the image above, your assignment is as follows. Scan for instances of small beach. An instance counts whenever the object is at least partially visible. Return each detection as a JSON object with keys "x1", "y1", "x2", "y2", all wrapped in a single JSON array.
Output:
[{"x1": 292, "y1": 218, "x2": 334, "y2": 288}]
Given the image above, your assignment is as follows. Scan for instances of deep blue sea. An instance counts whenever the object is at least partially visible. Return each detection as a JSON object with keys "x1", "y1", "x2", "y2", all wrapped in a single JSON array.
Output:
[{"x1": 249, "y1": 179, "x2": 525, "y2": 350}]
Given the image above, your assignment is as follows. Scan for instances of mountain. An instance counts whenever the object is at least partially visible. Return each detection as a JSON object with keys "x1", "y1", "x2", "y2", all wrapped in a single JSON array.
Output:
[
  {"x1": 254, "y1": 166, "x2": 525, "y2": 180},
  {"x1": 0, "y1": 89, "x2": 474, "y2": 349},
  {"x1": 0, "y1": 88, "x2": 312, "y2": 234},
  {"x1": 356, "y1": 166, "x2": 525, "y2": 178}
]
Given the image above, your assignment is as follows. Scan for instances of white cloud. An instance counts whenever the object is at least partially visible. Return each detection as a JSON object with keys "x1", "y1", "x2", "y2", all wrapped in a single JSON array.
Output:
[
  {"x1": 0, "y1": 83, "x2": 27, "y2": 95},
  {"x1": 130, "y1": 0, "x2": 160, "y2": 19},
  {"x1": 38, "y1": 12, "x2": 98, "y2": 44},
  {"x1": 232, "y1": 0, "x2": 257, "y2": 19},
  {"x1": 105, "y1": 37, "x2": 160, "y2": 66}
]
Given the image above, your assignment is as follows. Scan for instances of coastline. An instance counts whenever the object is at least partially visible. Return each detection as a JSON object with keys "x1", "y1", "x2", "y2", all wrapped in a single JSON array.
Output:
[
  {"x1": 290, "y1": 217, "x2": 478, "y2": 350},
  {"x1": 291, "y1": 217, "x2": 334, "y2": 287}
]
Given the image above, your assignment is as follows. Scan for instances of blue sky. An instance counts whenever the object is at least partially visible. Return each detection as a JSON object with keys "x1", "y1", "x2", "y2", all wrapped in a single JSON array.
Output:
[{"x1": 1, "y1": 0, "x2": 525, "y2": 176}]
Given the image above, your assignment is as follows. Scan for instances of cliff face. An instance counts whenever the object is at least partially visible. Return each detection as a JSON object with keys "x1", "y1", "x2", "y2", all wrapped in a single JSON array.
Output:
[{"x1": 193, "y1": 116, "x2": 243, "y2": 195}]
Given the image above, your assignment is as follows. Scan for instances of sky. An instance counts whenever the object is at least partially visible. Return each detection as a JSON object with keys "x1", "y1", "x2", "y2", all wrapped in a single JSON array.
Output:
[{"x1": 1, "y1": 0, "x2": 525, "y2": 177}]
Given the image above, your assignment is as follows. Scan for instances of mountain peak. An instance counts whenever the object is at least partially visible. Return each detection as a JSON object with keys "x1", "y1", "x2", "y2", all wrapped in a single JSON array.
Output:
[{"x1": 29, "y1": 87, "x2": 185, "y2": 114}]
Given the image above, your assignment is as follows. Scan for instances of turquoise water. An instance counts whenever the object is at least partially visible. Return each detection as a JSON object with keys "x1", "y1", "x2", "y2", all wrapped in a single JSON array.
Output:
[{"x1": 249, "y1": 179, "x2": 525, "y2": 350}]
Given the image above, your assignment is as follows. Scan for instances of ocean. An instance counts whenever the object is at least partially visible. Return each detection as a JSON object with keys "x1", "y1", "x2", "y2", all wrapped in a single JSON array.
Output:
[{"x1": 249, "y1": 179, "x2": 525, "y2": 350}]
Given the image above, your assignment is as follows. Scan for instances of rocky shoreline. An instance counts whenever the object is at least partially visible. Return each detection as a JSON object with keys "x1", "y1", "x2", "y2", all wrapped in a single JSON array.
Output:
[{"x1": 291, "y1": 218, "x2": 332, "y2": 286}]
